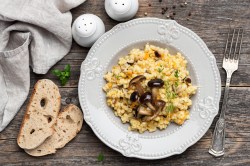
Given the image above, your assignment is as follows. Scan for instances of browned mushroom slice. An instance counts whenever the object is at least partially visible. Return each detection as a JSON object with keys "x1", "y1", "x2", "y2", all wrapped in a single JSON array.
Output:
[
  {"x1": 135, "y1": 105, "x2": 153, "y2": 119},
  {"x1": 155, "y1": 100, "x2": 167, "y2": 108},
  {"x1": 129, "y1": 75, "x2": 146, "y2": 95},
  {"x1": 139, "y1": 92, "x2": 156, "y2": 111},
  {"x1": 127, "y1": 59, "x2": 134, "y2": 65},
  {"x1": 142, "y1": 100, "x2": 166, "y2": 121},
  {"x1": 130, "y1": 91, "x2": 139, "y2": 102},
  {"x1": 185, "y1": 77, "x2": 192, "y2": 84},
  {"x1": 147, "y1": 79, "x2": 164, "y2": 103},
  {"x1": 154, "y1": 51, "x2": 161, "y2": 58}
]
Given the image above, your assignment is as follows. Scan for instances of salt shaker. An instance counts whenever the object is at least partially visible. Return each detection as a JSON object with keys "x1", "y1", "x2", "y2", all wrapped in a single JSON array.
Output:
[
  {"x1": 72, "y1": 14, "x2": 105, "y2": 47},
  {"x1": 105, "y1": 0, "x2": 139, "y2": 22}
]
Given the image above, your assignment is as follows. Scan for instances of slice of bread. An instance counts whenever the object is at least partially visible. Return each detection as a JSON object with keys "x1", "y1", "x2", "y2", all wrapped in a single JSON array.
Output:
[
  {"x1": 25, "y1": 104, "x2": 83, "y2": 156},
  {"x1": 17, "y1": 79, "x2": 61, "y2": 150}
]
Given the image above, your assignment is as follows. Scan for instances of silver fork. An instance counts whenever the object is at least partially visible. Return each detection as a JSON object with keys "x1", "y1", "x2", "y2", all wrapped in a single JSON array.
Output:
[{"x1": 209, "y1": 27, "x2": 244, "y2": 157}]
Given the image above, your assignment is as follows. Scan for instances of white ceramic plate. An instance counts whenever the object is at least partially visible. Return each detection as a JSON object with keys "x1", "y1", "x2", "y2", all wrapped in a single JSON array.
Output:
[{"x1": 78, "y1": 18, "x2": 221, "y2": 159}]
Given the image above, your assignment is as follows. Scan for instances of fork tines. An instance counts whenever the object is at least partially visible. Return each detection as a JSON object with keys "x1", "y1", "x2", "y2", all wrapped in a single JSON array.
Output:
[{"x1": 224, "y1": 28, "x2": 244, "y2": 61}]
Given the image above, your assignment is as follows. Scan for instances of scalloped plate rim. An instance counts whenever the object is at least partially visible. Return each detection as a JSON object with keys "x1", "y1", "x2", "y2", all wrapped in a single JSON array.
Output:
[{"x1": 78, "y1": 17, "x2": 221, "y2": 159}]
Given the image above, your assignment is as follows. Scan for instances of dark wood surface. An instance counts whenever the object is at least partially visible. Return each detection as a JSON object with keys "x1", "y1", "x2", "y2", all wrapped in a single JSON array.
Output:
[{"x1": 1, "y1": 0, "x2": 250, "y2": 165}]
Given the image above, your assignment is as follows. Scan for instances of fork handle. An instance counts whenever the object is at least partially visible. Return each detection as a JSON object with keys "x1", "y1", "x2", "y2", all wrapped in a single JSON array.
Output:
[{"x1": 209, "y1": 71, "x2": 232, "y2": 157}]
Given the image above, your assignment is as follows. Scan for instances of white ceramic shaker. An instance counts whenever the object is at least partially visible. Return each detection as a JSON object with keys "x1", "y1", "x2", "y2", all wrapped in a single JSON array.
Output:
[
  {"x1": 72, "y1": 14, "x2": 105, "y2": 47},
  {"x1": 105, "y1": 0, "x2": 139, "y2": 22}
]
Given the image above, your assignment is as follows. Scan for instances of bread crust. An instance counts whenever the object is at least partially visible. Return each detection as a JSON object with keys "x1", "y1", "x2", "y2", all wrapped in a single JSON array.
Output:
[
  {"x1": 17, "y1": 79, "x2": 61, "y2": 150},
  {"x1": 25, "y1": 104, "x2": 83, "y2": 156}
]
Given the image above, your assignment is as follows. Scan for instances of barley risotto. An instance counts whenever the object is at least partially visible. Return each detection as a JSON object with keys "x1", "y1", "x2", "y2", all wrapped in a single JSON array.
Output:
[{"x1": 103, "y1": 44, "x2": 197, "y2": 133}]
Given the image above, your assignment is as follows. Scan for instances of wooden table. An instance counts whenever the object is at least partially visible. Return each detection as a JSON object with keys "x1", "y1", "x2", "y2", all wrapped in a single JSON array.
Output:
[{"x1": 1, "y1": 0, "x2": 249, "y2": 165}]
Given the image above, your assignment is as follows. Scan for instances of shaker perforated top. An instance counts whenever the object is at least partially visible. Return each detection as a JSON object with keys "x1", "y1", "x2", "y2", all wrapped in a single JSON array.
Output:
[
  {"x1": 105, "y1": 0, "x2": 139, "y2": 22},
  {"x1": 72, "y1": 14, "x2": 105, "y2": 47}
]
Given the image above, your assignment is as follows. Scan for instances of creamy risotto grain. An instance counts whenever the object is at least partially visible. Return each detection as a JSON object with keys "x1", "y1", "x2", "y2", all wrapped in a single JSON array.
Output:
[{"x1": 103, "y1": 44, "x2": 197, "y2": 133}]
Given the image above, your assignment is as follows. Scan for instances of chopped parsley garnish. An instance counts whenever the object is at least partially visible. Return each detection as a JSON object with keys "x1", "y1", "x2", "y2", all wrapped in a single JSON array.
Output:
[
  {"x1": 114, "y1": 74, "x2": 121, "y2": 79},
  {"x1": 166, "y1": 103, "x2": 175, "y2": 112},
  {"x1": 97, "y1": 153, "x2": 104, "y2": 162},
  {"x1": 166, "y1": 91, "x2": 177, "y2": 99},
  {"x1": 174, "y1": 81, "x2": 179, "y2": 87},
  {"x1": 174, "y1": 70, "x2": 179, "y2": 78},
  {"x1": 165, "y1": 81, "x2": 177, "y2": 99},
  {"x1": 157, "y1": 66, "x2": 164, "y2": 73},
  {"x1": 165, "y1": 81, "x2": 171, "y2": 90}
]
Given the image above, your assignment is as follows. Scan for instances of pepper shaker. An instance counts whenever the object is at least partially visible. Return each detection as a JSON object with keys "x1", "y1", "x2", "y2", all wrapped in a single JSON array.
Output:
[
  {"x1": 105, "y1": 0, "x2": 139, "y2": 22},
  {"x1": 72, "y1": 14, "x2": 105, "y2": 47}
]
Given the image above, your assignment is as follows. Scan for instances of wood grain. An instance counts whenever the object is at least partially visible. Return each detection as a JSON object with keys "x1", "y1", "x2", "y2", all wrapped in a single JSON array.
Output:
[{"x1": 0, "y1": 0, "x2": 250, "y2": 165}]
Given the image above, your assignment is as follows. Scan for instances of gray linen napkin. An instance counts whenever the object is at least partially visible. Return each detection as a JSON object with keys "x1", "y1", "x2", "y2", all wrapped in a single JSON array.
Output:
[{"x1": 0, "y1": 0, "x2": 86, "y2": 132}]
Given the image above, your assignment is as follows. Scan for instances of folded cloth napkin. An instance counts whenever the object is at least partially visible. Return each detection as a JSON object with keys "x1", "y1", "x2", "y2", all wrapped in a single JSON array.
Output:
[{"x1": 0, "y1": 0, "x2": 86, "y2": 132}]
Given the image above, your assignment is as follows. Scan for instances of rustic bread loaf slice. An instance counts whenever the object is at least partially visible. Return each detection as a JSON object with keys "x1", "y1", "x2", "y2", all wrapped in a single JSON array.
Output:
[
  {"x1": 17, "y1": 79, "x2": 61, "y2": 150},
  {"x1": 25, "y1": 104, "x2": 83, "y2": 156}
]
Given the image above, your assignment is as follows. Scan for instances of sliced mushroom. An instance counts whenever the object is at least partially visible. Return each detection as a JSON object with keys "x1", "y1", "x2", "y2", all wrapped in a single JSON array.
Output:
[
  {"x1": 135, "y1": 105, "x2": 153, "y2": 119},
  {"x1": 155, "y1": 100, "x2": 167, "y2": 108},
  {"x1": 130, "y1": 91, "x2": 139, "y2": 102},
  {"x1": 148, "y1": 79, "x2": 164, "y2": 103},
  {"x1": 154, "y1": 51, "x2": 161, "y2": 58},
  {"x1": 127, "y1": 59, "x2": 134, "y2": 65},
  {"x1": 139, "y1": 92, "x2": 156, "y2": 111},
  {"x1": 185, "y1": 77, "x2": 192, "y2": 84},
  {"x1": 142, "y1": 100, "x2": 166, "y2": 121},
  {"x1": 129, "y1": 75, "x2": 146, "y2": 95}
]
